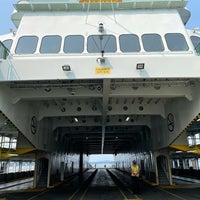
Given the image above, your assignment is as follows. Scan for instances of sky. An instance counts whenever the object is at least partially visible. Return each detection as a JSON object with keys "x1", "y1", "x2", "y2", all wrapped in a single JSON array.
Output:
[
  {"x1": 89, "y1": 154, "x2": 115, "y2": 163},
  {"x1": 0, "y1": 0, "x2": 200, "y2": 35}
]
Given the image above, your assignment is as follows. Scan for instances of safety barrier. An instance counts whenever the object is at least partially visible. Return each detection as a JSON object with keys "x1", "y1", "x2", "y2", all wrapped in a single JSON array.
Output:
[
  {"x1": 0, "y1": 171, "x2": 34, "y2": 183},
  {"x1": 172, "y1": 168, "x2": 200, "y2": 179},
  {"x1": 0, "y1": 42, "x2": 20, "y2": 81}
]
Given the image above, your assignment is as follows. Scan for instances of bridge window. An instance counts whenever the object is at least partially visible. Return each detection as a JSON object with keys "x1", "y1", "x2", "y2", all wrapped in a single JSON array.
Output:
[
  {"x1": 87, "y1": 35, "x2": 117, "y2": 53},
  {"x1": 142, "y1": 34, "x2": 164, "y2": 52},
  {"x1": 15, "y1": 36, "x2": 38, "y2": 54},
  {"x1": 119, "y1": 34, "x2": 141, "y2": 52},
  {"x1": 165, "y1": 33, "x2": 189, "y2": 51},
  {"x1": 40, "y1": 35, "x2": 62, "y2": 54},
  {"x1": 2, "y1": 39, "x2": 13, "y2": 50},
  {"x1": 190, "y1": 36, "x2": 200, "y2": 48},
  {"x1": 195, "y1": 133, "x2": 200, "y2": 145},
  {"x1": 64, "y1": 35, "x2": 84, "y2": 53},
  {"x1": 10, "y1": 137, "x2": 17, "y2": 149},
  {"x1": 0, "y1": 136, "x2": 17, "y2": 150},
  {"x1": 187, "y1": 135, "x2": 194, "y2": 146},
  {"x1": 2, "y1": 136, "x2": 10, "y2": 148}
]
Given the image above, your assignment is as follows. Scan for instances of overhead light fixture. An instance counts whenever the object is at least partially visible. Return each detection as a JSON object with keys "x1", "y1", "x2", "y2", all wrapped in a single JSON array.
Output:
[
  {"x1": 125, "y1": 116, "x2": 130, "y2": 122},
  {"x1": 175, "y1": 151, "x2": 182, "y2": 153},
  {"x1": 8, "y1": 154, "x2": 19, "y2": 157},
  {"x1": 74, "y1": 117, "x2": 78, "y2": 122},
  {"x1": 136, "y1": 63, "x2": 145, "y2": 70},
  {"x1": 62, "y1": 65, "x2": 71, "y2": 71}
]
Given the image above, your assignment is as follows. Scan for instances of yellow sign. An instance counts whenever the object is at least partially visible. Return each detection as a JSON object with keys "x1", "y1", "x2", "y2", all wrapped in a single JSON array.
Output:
[
  {"x1": 80, "y1": 0, "x2": 122, "y2": 2},
  {"x1": 95, "y1": 67, "x2": 111, "y2": 75}
]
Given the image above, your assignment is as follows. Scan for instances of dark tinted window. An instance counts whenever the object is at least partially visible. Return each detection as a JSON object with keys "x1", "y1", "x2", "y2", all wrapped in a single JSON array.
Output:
[
  {"x1": 87, "y1": 35, "x2": 117, "y2": 53},
  {"x1": 15, "y1": 36, "x2": 38, "y2": 54},
  {"x1": 0, "y1": 42, "x2": 6, "y2": 59},
  {"x1": 142, "y1": 34, "x2": 164, "y2": 52},
  {"x1": 165, "y1": 33, "x2": 189, "y2": 51},
  {"x1": 119, "y1": 34, "x2": 141, "y2": 52},
  {"x1": 40, "y1": 35, "x2": 61, "y2": 54},
  {"x1": 3, "y1": 39, "x2": 13, "y2": 50},
  {"x1": 64, "y1": 35, "x2": 84, "y2": 53},
  {"x1": 190, "y1": 36, "x2": 200, "y2": 49}
]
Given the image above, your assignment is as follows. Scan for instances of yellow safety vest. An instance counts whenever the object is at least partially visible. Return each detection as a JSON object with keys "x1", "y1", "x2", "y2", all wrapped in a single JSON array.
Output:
[{"x1": 131, "y1": 165, "x2": 139, "y2": 177}]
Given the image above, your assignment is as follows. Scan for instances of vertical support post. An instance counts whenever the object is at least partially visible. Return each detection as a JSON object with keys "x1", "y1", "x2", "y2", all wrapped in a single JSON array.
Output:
[
  {"x1": 79, "y1": 152, "x2": 83, "y2": 175},
  {"x1": 78, "y1": 152, "x2": 83, "y2": 186},
  {"x1": 166, "y1": 153, "x2": 173, "y2": 185},
  {"x1": 5, "y1": 161, "x2": 9, "y2": 173},
  {"x1": 60, "y1": 161, "x2": 65, "y2": 181},
  {"x1": 196, "y1": 158, "x2": 199, "y2": 170},
  {"x1": 19, "y1": 161, "x2": 22, "y2": 172},
  {"x1": 153, "y1": 152, "x2": 159, "y2": 185},
  {"x1": 47, "y1": 157, "x2": 51, "y2": 188}
]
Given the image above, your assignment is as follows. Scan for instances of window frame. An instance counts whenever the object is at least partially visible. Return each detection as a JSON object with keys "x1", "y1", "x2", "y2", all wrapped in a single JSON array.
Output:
[
  {"x1": 63, "y1": 35, "x2": 84, "y2": 54},
  {"x1": 2, "y1": 39, "x2": 13, "y2": 50},
  {"x1": 190, "y1": 35, "x2": 200, "y2": 49},
  {"x1": 142, "y1": 33, "x2": 164, "y2": 52},
  {"x1": 119, "y1": 34, "x2": 141, "y2": 53},
  {"x1": 15, "y1": 35, "x2": 39, "y2": 54},
  {"x1": 87, "y1": 34, "x2": 117, "y2": 53},
  {"x1": 165, "y1": 33, "x2": 189, "y2": 51},
  {"x1": 40, "y1": 35, "x2": 62, "y2": 54}
]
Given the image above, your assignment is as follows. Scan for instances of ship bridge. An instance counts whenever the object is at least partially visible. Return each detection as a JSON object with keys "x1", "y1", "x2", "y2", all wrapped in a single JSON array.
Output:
[{"x1": 0, "y1": 0, "x2": 200, "y2": 190}]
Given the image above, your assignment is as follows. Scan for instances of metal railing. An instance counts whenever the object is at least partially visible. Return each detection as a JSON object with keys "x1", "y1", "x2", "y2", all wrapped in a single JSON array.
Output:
[{"x1": 0, "y1": 41, "x2": 20, "y2": 81}]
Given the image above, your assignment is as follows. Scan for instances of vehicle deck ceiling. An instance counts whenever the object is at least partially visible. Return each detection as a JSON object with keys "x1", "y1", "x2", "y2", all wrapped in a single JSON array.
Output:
[{"x1": 3, "y1": 78, "x2": 199, "y2": 154}]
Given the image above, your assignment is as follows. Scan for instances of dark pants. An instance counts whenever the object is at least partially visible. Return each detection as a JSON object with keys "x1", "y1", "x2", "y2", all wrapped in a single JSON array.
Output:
[{"x1": 131, "y1": 176, "x2": 140, "y2": 194}]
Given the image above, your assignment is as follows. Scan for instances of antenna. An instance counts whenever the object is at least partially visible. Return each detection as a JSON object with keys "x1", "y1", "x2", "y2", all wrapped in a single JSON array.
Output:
[
  {"x1": 111, "y1": 0, "x2": 117, "y2": 23},
  {"x1": 85, "y1": 0, "x2": 91, "y2": 24}
]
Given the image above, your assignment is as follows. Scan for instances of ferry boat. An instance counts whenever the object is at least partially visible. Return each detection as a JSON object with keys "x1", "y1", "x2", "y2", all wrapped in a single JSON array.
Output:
[{"x1": 0, "y1": 0, "x2": 200, "y2": 187}]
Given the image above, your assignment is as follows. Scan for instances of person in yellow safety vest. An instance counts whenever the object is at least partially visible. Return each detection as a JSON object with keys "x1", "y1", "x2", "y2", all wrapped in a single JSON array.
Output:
[{"x1": 131, "y1": 160, "x2": 141, "y2": 194}]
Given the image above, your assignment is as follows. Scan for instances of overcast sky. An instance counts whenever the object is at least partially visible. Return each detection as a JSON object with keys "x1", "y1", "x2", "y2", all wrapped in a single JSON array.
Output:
[{"x1": 0, "y1": 0, "x2": 200, "y2": 35}]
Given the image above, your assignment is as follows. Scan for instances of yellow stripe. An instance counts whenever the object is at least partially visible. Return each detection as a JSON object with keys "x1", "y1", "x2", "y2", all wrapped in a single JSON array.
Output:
[
  {"x1": 27, "y1": 189, "x2": 49, "y2": 200},
  {"x1": 80, "y1": 187, "x2": 89, "y2": 200},
  {"x1": 158, "y1": 187, "x2": 187, "y2": 200},
  {"x1": 68, "y1": 189, "x2": 79, "y2": 200},
  {"x1": 117, "y1": 186, "x2": 142, "y2": 200},
  {"x1": 117, "y1": 186, "x2": 128, "y2": 199}
]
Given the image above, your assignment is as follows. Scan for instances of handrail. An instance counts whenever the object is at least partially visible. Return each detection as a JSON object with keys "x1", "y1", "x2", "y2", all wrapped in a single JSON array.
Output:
[
  {"x1": 0, "y1": 41, "x2": 20, "y2": 80},
  {"x1": 0, "y1": 41, "x2": 9, "y2": 60}
]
